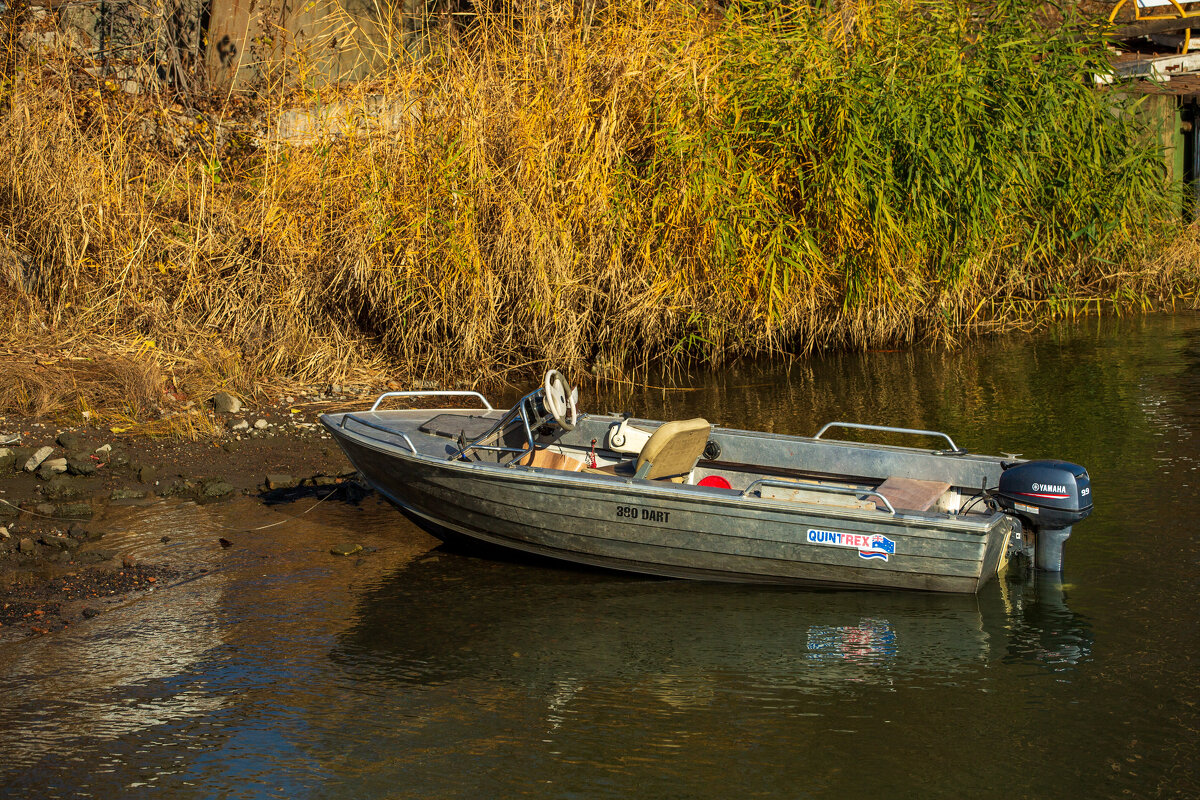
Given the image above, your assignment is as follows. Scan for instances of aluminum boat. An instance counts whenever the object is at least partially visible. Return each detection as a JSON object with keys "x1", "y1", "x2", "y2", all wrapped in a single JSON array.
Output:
[{"x1": 321, "y1": 371, "x2": 1093, "y2": 593}]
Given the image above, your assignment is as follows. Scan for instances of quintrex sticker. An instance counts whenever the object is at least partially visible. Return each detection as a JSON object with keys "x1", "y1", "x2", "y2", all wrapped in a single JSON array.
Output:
[{"x1": 806, "y1": 529, "x2": 897, "y2": 562}]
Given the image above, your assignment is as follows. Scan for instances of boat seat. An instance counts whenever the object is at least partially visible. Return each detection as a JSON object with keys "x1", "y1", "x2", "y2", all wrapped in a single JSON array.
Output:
[
  {"x1": 634, "y1": 418, "x2": 711, "y2": 482},
  {"x1": 874, "y1": 477, "x2": 951, "y2": 513},
  {"x1": 759, "y1": 483, "x2": 879, "y2": 511},
  {"x1": 583, "y1": 419, "x2": 711, "y2": 482}
]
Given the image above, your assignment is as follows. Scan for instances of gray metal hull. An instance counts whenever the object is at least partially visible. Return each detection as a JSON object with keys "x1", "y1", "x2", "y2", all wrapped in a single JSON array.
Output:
[{"x1": 328, "y1": 426, "x2": 1011, "y2": 593}]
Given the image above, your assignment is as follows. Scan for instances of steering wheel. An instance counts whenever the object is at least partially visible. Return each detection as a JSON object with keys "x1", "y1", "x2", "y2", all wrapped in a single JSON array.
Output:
[{"x1": 542, "y1": 369, "x2": 579, "y2": 431}]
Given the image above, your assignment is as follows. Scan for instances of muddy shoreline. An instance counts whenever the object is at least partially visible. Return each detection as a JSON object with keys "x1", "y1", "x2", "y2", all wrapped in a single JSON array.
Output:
[{"x1": 0, "y1": 399, "x2": 363, "y2": 641}]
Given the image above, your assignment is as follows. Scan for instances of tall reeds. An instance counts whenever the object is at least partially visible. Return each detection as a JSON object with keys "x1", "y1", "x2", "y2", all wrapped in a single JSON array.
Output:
[
  {"x1": 633, "y1": 0, "x2": 1183, "y2": 349},
  {"x1": 0, "y1": 0, "x2": 1193, "y2": 422}
]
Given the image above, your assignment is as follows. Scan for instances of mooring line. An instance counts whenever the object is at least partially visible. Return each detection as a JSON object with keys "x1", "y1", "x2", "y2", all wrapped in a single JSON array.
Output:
[
  {"x1": 0, "y1": 485, "x2": 347, "y2": 531},
  {"x1": 0, "y1": 497, "x2": 76, "y2": 521},
  {"x1": 211, "y1": 487, "x2": 344, "y2": 531}
]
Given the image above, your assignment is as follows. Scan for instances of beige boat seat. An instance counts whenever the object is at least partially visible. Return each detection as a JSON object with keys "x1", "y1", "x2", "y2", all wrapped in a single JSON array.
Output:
[
  {"x1": 638, "y1": 419, "x2": 710, "y2": 482},
  {"x1": 584, "y1": 418, "x2": 711, "y2": 482},
  {"x1": 635, "y1": 418, "x2": 711, "y2": 481}
]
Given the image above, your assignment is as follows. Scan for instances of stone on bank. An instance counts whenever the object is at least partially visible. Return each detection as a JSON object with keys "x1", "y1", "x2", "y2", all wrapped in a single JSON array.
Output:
[{"x1": 24, "y1": 446, "x2": 53, "y2": 472}]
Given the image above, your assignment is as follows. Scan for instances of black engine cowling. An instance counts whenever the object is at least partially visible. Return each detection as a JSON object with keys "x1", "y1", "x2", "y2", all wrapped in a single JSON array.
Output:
[
  {"x1": 994, "y1": 460, "x2": 1092, "y2": 572},
  {"x1": 995, "y1": 460, "x2": 1092, "y2": 529}
]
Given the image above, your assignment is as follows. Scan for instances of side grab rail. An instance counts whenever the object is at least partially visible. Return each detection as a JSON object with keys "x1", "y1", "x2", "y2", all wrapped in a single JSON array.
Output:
[
  {"x1": 339, "y1": 414, "x2": 418, "y2": 453},
  {"x1": 813, "y1": 421, "x2": 963, "y2": 454},
  {"x1": 370, "y1": 390, "x2": 493, "y2": 412},
  {"x1": 741, "y1": 479, "x2": 897, "y2": 515}
]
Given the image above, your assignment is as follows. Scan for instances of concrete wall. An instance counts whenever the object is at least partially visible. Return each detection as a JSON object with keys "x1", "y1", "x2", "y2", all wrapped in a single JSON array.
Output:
[
  {"x1": 204, "y1": 0, "x2": 432, "y2": 88},
  {"x1": 54, "y1": 0, "x2": 430, "y2": 92}
]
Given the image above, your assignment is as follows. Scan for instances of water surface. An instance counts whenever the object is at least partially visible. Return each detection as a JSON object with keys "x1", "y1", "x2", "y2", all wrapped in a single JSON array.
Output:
[{"x1": 1, "y1": 314, "x2": 1197, "y2": 798}]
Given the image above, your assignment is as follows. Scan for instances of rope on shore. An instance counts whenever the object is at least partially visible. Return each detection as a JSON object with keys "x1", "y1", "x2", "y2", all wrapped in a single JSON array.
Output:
[
  {"x1": 0, "y1": 485, "x2": 345, "y2": 530},
  {"x1": 0, "y1": 497, "x2": 75, "y2": 521},
  {"x1": 211, "y1": 487, "x2": 342, "y2": 532}
]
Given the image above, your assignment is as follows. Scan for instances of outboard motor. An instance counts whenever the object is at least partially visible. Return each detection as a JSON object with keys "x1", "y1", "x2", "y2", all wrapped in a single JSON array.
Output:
[{"x1": 994, "y1": 460, "x2": 1092, "y2": 572}]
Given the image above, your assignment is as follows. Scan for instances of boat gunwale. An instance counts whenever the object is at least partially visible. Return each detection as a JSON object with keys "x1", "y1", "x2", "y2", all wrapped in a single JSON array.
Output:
[
  {"x1": 334, "y1": 407, "x2": 1018, "y2": 468},
  {"x1": 321, "y1": 411, "x2": 1006, "y2": 536}
]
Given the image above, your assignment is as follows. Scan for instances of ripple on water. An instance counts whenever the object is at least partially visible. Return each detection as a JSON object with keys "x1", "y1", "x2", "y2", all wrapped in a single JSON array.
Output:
[
  {"x1": 0, "y1": 493, "x2": 434, "y2": 787},
  {"x1": 2, "y1": 315, "x2": 1200, "y2": 798}
]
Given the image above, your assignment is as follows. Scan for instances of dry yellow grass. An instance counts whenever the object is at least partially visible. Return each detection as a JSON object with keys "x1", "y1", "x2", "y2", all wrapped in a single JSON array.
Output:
[{"x1": 0, "y1": 0, "x2": 1196, "y2": 428}]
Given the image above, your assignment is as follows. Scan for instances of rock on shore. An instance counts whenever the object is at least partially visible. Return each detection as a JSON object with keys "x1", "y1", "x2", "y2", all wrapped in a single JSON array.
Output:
[
  {"x1": 0, "y1": 401, "x2": 357, "y2": 577},
  {"x1": 0, "y1": 401, "x2": 364, "y2": 641}
]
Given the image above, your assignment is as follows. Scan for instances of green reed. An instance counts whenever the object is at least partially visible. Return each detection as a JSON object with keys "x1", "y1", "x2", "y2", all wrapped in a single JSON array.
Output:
[{"x1": 623, "y1": 0, "x2": 1181, "y2": 355}]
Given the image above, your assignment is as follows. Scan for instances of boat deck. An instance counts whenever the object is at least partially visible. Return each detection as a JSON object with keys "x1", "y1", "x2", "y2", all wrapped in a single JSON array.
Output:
[{"x1": 325, "y1": 407, "x2": 1003, "y2": 524}]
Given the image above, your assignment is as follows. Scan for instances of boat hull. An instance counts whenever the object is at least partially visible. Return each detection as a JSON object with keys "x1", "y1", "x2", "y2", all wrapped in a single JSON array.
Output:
[{"x1": 330, "y1": 430, "x2": 1011, "y2": 593}]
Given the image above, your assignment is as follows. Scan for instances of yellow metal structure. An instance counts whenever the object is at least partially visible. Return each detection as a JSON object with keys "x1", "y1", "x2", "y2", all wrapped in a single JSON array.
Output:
[{"x1": 1110, "y1": 0, "x2": 1200, "y2": 51}]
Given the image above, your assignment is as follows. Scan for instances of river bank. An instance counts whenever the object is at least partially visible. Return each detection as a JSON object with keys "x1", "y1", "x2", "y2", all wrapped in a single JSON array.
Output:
[{"x1": 0, "y1": 398, "x2": 365, "y2": 641}]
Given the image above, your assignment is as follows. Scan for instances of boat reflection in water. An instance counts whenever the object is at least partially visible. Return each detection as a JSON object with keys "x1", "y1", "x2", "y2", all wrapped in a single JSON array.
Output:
[
  {"x1": 997, "y1": 576, "x2": 1093, "y2": 672},
  {"x1": 332, "y1": 550, "x2": 1092, "y2": 701}
]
